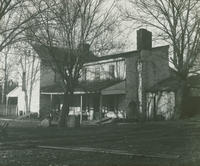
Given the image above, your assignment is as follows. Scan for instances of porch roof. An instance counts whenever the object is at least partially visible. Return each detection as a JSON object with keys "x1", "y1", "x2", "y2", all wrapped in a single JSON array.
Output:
[
  {"x1": 7, "y1": 87, "x2": 20, "y2": 98},
  {"x1": 40, "y1": 80, "x2": 124, "y2": 94},
  {"x1": 101, "y1": 81, "x2": 126, "y2": 95}
]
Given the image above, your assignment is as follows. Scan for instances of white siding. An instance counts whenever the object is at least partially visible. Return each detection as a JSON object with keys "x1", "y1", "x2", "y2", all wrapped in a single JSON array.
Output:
[{"x1": 82, "y1": 59, "x2": 126, "y2": 81}]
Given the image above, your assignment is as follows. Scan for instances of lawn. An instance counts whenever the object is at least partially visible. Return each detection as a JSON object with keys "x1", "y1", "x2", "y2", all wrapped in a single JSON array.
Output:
[{"x1": 0, "y1": 120, "x2": 200, "y2": 166}]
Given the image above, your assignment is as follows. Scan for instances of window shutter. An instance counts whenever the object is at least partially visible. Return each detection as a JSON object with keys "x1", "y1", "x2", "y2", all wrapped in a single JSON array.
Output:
[{"x1": 22, "y1": 72, "x2": 26, "y2": 91}]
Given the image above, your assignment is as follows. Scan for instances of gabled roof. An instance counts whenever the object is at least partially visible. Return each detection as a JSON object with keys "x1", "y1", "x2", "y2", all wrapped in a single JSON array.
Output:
[
  {"x1": 32, "y1": 44, "x2": 99, "y2": 64},
  {"x1": 7, "y1": 87, "x2": 21, "y2": 97},
  {"x1": 87, "y1": 45, "x2": 169, "y2": 63},
  {"x1": 32, "y1": 44, "x2": 169, "y2": 64}
]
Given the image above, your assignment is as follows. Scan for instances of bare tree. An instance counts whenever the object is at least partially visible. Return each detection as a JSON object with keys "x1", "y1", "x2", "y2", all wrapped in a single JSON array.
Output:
[
  {"x1": 0, "y1": 46, "x2": 11, "y2": 104},
  {"x1": 27, "y1": 0, "x2": 120, "y2": 126},
  {"x1": 0, "y1": 0, "x2": 49, "y2": 53},
  {"x1": 0, "y1": 45, "x2": 19, "y2": 104},
  {"x1": 121, "y1": 0, "x2": 200, "y2": 119},
  {"x1": 14, "y1": 42, "x2": 40, "y2": 115},
  {"x1": 0, "y1": 0, "x2": 47, "y2": 105}
]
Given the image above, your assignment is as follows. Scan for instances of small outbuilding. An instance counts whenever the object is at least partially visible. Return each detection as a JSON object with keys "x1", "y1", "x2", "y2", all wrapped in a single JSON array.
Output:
[{"x1": 146, "y1": 75, "x2": 200, "y2": 120}]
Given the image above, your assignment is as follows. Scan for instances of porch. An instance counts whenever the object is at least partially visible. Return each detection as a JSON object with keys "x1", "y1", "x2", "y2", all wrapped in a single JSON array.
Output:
[{"x1": 40, "y1": 80, "x2": 126, "y2": 122}]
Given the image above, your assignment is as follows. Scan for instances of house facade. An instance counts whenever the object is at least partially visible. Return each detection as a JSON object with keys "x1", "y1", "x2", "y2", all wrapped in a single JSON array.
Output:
[
  {"x1": 38, "y1": 29, "x2": 170, "y2": 120},
  {"x1": 7, "y1": 28, "x2": 174, "y2": 120}
]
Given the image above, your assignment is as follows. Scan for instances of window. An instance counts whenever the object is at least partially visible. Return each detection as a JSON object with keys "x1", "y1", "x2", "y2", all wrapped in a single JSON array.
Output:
[
  {"x1": 109, "y1": 65, "x2": 115, "y2": 79},
  {"x1": 95, "y1": 66, "x2": 100, "y2": 80},
  {"x1": 82, "y1": 68, "x2": 87, "y2": 80}
]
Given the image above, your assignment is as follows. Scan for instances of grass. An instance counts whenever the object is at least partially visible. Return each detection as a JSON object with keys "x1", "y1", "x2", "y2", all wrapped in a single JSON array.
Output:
[{"x1": 0, "y1": 120, "x2": 200, "y2": 166}]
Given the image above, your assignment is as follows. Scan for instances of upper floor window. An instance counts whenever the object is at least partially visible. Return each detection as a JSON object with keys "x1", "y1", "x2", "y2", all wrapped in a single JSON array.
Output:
[
  {"x1": 95, "y1": 66, "x2": 100, "y2": 80},
  {"x1": 82, "y1": 67, "x2": 87, "y2": 80},
  {"x1": 109, "y1": 65, "x2": 115, "y2": 79}
]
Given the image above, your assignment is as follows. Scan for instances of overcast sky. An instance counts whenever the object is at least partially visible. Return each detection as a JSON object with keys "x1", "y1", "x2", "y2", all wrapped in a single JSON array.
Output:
[{"x1": 104, "y1": 0, "x2": 168, "y2": 54}]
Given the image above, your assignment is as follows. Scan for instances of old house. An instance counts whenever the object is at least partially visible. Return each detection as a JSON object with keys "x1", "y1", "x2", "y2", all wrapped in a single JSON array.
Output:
[
  {"x1": 7, "y1": 29, "x2": 173, "y2": 120},
  {"x1": 36, "y1": 28, "x2": 170, "y2": 120}
]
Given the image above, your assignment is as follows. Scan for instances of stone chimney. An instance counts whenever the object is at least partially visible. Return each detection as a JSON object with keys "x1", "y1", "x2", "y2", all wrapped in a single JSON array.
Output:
[{"x1": 137, "y1": 29, "x2": 152, "y2": 50}]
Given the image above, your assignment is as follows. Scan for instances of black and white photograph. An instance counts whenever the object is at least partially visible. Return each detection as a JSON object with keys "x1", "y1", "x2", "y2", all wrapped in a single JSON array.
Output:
[{"x1": 0, "y1": 0, "x2": 200, "y2": 165}]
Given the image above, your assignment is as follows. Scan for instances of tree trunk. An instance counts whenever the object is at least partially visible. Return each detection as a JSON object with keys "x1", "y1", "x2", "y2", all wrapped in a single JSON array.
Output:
[
  {"x1": 24, "y1": 89, "x2": 30, "y2": 114},
  {"x1": 174, "y1": 80, "x2": 188, "y2": 120},
  {"x1": 58, "y1": 92, "x2": 71, "y2": 127},
  {"x1": 2, "y1": 52, "x2": 8, "y2": 104}
]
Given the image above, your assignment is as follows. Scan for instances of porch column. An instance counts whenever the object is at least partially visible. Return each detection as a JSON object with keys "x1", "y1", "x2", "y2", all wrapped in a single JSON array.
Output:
[
  {"x1": 80, "y1": 95, "x2": 83, "y2": 124},
  {"x1": 50, "y1": 94, "x2": 53, "y2": 111},
  {"x1": 99, "y1": 95, "x2": 103, "y2": 119},
  {"x1": 114, "y1": 95, "x2": 119, "y2": 118}
]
